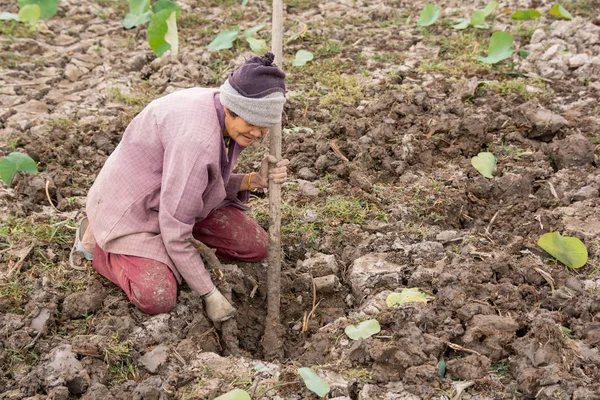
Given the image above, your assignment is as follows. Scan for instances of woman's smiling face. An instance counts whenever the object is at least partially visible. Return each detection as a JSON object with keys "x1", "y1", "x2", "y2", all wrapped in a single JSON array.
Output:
[{"x1": 223, "y1": 107, "x2": 269, "y2": 147}]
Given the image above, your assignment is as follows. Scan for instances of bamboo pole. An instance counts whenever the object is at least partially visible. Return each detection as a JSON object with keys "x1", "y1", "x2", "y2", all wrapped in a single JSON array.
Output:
[{"x1": 263, "y1": 0, "x2": 284, "y2": 360}]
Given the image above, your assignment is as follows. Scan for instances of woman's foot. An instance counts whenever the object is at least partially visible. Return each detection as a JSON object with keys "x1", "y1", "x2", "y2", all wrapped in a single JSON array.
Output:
[{"x1": 69, "y1": 217, "x2": 95, "y2": 270}]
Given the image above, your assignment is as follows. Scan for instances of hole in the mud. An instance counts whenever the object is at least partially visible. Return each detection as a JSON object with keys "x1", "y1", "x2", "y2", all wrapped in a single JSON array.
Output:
[
  {"x1": 349, "y1": 382, "x2": 360, "y2": 400},
  {"x1": 516, "y1": 327, "x2": 529, "y2": 337}
]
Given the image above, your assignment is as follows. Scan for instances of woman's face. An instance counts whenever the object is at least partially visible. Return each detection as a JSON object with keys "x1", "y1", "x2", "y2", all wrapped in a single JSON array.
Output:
[{"x1": 223, "y1": 107, "x2": 269, "y2": 147}]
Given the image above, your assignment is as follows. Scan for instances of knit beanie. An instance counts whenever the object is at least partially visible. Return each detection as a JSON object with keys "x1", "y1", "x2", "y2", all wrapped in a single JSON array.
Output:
[{"x1": 219, "y1": 53, "x2": 286, "y2": 127}]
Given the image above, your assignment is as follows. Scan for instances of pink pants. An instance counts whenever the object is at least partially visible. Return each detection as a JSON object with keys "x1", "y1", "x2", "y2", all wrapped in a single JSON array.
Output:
[{"x1": 92, "y1": 206, "x2": 268, "y2": 314}]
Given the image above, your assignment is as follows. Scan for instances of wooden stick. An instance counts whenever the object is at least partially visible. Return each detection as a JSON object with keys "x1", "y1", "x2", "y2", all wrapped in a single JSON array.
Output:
[
  {"x1": 310, "y1": 275, "x2": 316, "y2": 315},
  {"x1": 441, "y1": 340, "x2": 483, "y2": 356},
  {"x1": 522, "y1": 250, "x2": 556, "y2": 293},
  {"x1": 330, "y1": 142, "x2": 349, "y2": 162},
  {"x1": 263, "y1": 0, "x2": 285, "y2": 361},
  {"x1": 0, "y1": 245, "x2": 13, "y2": 255},
  {"x1": 187, "y1": 237, "x2": 239, "y2": 354},
  {"x1": 187, "y1": 238, "x2": 220, "y2": 269},
  {"x1": 534, "y1": 180, "x2": 559, "y2": 199},
  {"x1": 485, "y1": 210, "x2": 500, "y2": 235}
]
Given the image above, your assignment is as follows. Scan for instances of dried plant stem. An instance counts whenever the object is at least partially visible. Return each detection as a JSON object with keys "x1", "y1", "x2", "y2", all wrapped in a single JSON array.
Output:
[{"x1": 45, "y1": 180, "x2": 59, "y2": 212}]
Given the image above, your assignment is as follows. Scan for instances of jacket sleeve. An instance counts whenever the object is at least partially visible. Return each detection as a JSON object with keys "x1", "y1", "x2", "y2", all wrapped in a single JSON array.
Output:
[
  {"x1": 225, "y1": 173, "x2": 250, "y2": 204},
  {"x1": 158, "y1": 132, "x2": 216, "y2": 296}
]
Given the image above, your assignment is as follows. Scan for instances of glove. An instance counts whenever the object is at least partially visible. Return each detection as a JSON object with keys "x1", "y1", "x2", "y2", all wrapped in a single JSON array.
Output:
[{"x1": 203, "y1": 287, "x2": 236, "y2": 322}]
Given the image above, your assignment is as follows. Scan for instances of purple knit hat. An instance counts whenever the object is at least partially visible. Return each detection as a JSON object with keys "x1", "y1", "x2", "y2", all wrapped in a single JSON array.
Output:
[{"x1": 220, "y1": 53, "x2": 286, "y2": 127}]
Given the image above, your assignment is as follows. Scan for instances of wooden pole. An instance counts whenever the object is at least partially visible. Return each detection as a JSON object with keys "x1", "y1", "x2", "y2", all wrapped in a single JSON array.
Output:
[{"x1": 263, "y1": 0, "x2": 284, "y2": 360}]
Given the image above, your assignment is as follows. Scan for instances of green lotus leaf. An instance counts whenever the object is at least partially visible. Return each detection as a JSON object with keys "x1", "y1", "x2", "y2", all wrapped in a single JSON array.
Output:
[
  {"x1": 292, "y1": 49, "x2": 314, "y2": 67},
  {"x1": 471, "y1": 152, "x2": 497, "y2": 178},
  {"x1": 417, "y1": 4, "x2": 441, "y2": 27},
  {"x1": 0, "y1": 152, "x2": 38, "y2": 186},
  {"x1": 549, "y1": 3, "x2": 573, "y2": 20},
  {"x1": 244, "y1": 23, "x2": 265, "y2": 37},
  {"x1": 0, "y1": 12, "x2": 20, "y2": 21},
  {"x1": 18, "y1": 3, "x2": 40, "y2": 25},
  {"x1": 386, "y1": 288, "x2": 434, "y2": 307},
  {"x1": 344, "y1": 319, "x2": 381, "y2": 340},
  {"x1": 470, "y1": 10, "x2": 488, "y2": 28},
  {"x1": 147, "y1": 9, "x2": 178, "y2": 57},
  {"x1": 452, "y1": 19, "x2": 470, "y2": 29},
  {"x1": 207, "y1": 27, "x2": 240, "y2": 51},
  {"x1": 478, "y1": 32, "x2": 513, "y2": 64},
  {"x1": 512, "y1": 9, "x2": 542, "y2": 20},
  {"x1": 152, "y1": 0, "x2": 181, "y2": 16},
  {"x1": 483, "y1": 1, "x2": 498, "y2": 17},
  {"x1": 538, "y1": 232, "x2": 588, "y2": 269},
  {"x1": 127, "y1": 0, "x2": 150, "y2": 15},
  {"x1": 437, "y1": 358, "x2": 446, "y2": 379},
  {"x1": 519, "y1": 49, "x2": 531, "y2": 58},
  {"x1": 123, "y1": 0, "x2": 152, "y2": 29},
  {"x1": 17, "y1": 0, "x2": 57, "y2": 19},
  {"x1": 298, "y1": 367, "x2": 330, "y2": 397},
  {"x1": 245, "y1": 36, "x2": 267, "y2": 53},
  {"x1": 214, "y1": 389, "x2": 251, "y2": 400},
  {"x1": 123, "y1": 11, "x2": 152, "y2": 29},
  {"x1": 254, "y1": 362, "x2": 268, "y2": 372}
]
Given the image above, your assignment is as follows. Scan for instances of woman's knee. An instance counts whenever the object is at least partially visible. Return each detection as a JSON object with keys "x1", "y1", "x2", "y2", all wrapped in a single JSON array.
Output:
[
  {"x1": 244, "y1": 225, "x2": 268, "y2": 261},
  {"x1": 131, "y1": 280, "x2": 177, "y2": 314},
  {"x1": 129, "y1": 269, "x2": 177, "y2": 314},
  {"x1": 254, "y1": 233, "x2": 268, "y2": 261}
]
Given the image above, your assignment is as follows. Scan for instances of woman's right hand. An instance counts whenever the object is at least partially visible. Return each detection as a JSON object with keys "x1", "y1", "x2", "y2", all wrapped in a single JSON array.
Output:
[{"x1": 253, "y1": 155, "x2": 290, "y2": 189}]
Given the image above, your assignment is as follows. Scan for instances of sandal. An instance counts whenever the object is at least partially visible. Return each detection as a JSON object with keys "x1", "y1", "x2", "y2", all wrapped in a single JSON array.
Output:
[{"x1": 69, "y1": 217, "x2": 93, "y2": 270}]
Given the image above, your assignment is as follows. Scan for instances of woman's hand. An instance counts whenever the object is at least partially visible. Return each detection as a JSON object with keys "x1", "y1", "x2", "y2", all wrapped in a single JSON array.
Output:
[{"x1": 253, "y1": 155, "x2": 290, "y2": 189}]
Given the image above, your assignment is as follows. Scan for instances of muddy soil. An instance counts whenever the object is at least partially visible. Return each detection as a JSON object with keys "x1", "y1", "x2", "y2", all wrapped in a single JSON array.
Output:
[{"x1": 1, "y1": 0, "x2": 600, "y2": 399}]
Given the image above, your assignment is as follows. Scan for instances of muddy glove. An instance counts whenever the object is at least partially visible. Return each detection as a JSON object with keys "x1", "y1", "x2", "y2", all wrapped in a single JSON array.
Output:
[{"x1": 203, "y1": 287, "x2": 236, "y2": 322}]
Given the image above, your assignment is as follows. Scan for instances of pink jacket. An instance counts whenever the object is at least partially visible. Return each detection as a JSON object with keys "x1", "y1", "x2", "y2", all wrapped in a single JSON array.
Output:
[{"x1": 86, "y1": 88, "x2": 248, "y2": 295}]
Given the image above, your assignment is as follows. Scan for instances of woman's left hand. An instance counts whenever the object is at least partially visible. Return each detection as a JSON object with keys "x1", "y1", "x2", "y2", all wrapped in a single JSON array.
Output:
[{"x1": 254, "y1": 155, "x2": 290, "y2": 189}]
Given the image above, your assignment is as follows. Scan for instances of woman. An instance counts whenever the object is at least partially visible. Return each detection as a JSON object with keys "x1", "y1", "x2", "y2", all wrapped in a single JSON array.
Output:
[{"x1": 71, "y1": 53, "x2": 289, "y2": 322}]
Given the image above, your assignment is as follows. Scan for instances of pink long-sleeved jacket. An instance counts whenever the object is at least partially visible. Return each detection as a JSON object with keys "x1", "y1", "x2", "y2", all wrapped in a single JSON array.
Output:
[{"x1": 86, "y1": 88, "x2": 249, "y2": 295}]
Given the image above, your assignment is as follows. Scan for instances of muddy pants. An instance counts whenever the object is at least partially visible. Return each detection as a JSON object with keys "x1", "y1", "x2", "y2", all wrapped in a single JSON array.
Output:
[{"x1": 92, "y1": 206, "x2": 268, "y2": 314}]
